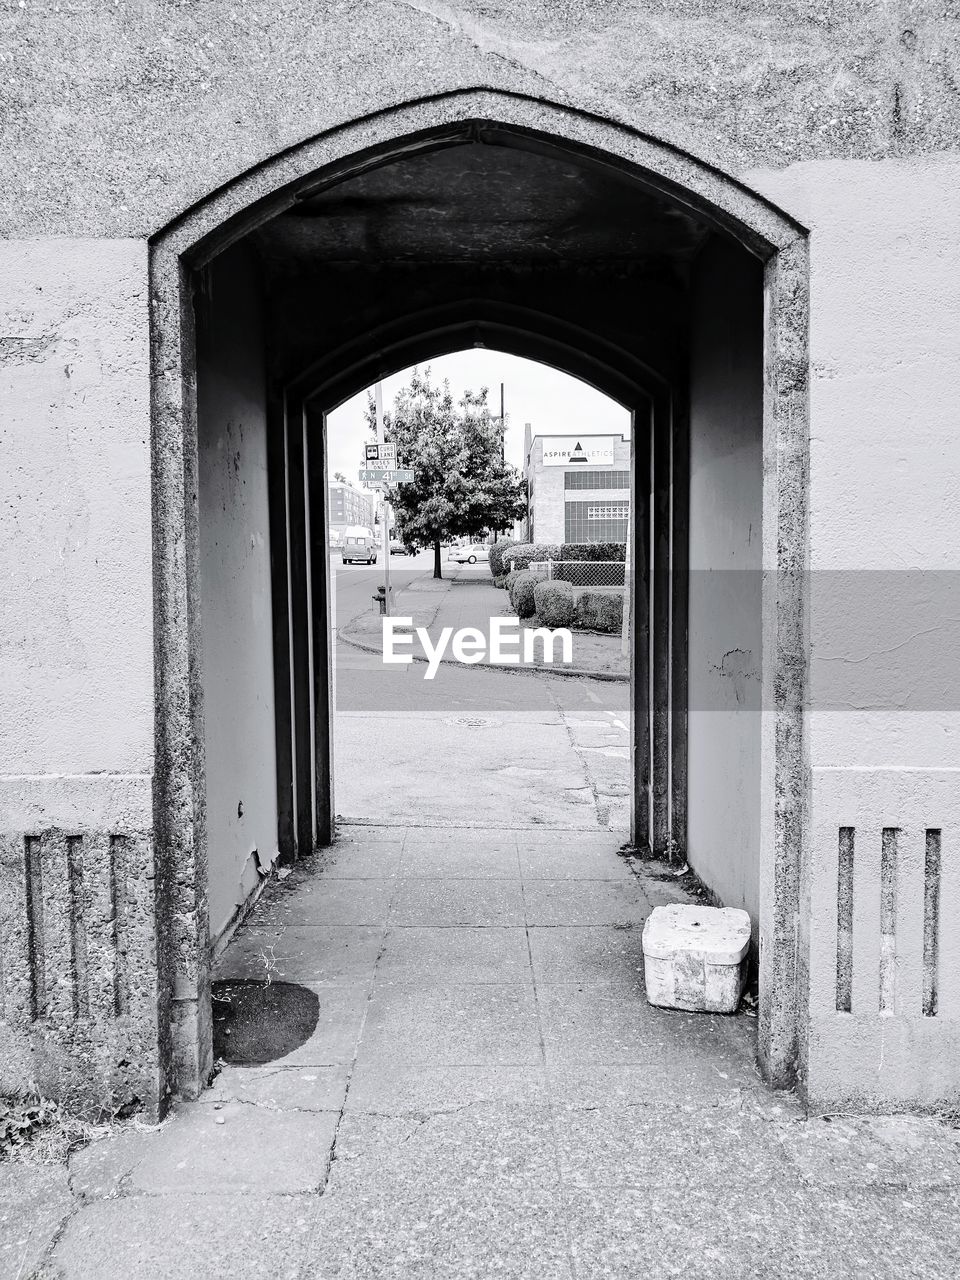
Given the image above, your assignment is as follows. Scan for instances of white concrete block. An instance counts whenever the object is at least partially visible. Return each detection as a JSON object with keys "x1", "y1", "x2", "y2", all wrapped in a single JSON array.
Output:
[{"x1": 642, "y1": 904, "x2": 751, "y2": 1013}]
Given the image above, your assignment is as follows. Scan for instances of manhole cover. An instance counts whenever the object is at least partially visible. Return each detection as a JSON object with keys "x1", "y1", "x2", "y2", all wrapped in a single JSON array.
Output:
[
  {"x1": 212, "y1": 979, "x2": 319, "y2": 1065},
  {"x1": 445, "y1": 715, "x2": 499, "y2": 728}
]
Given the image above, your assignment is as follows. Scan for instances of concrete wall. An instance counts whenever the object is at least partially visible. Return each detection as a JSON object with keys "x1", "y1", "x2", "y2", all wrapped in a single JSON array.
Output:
[
  {"x1": 3, "y1": 2, "x2": 960, "y2": 1112},
  {"x1": 685, "y1": 239, "x2": 764, "y2": 926},
  {"x1": 0, "y1": 241, "x2": 154, "y2": 777},
  {"x1": 196, "y1": 245, "x2": 279, "y2": 941},
  {"x1": 749, "y1": 157, "x2": 960, "y2": 1107},
  {"x1": 0, "y1": 240, "x2": 159, "y2": 1113},
  {"x1": 3, "y1": 4, "x2": 955, "y2": 240}
]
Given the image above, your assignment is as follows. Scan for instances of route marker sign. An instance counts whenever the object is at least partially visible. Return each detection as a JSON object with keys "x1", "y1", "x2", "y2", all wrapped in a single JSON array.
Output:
[{"x1": 358, "y1": 467, "x2": 415, "y2": 486}]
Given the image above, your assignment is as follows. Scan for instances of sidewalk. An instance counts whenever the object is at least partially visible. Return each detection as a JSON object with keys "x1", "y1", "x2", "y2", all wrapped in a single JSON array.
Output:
[
  {"x1": 339, "y1": 566, "x2": 628, "y2": 681},
  {"x1": 5, "y1": 825, "x2": 960, "y2": 1278}
]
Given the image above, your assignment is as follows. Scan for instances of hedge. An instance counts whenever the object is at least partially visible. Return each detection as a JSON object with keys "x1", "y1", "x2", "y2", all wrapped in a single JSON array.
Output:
[
  {"x1": 496, "y1": 542, "x2": 628, "y2": 592},
  {"x1": 533, "y1": 579, "x2": 576, "y2": 628},
  {"x1": 503, "y1": 542, "x2": 561, "y2": 573},
  {"x1": 502, "y1": 541, "x2": 626, "y2": 571},
  {"x1": 488, "y1": 538, "x2": 518, "y2": 579},
  {"x1": 560, "y1": 542, "x2": 626, "y2": 563},
  {"x1": 508, "y1": 569, "x2": 541, "y2": 618},
  {"x1": 573, "y1": 587, "x2": 624, "y2": 634}
]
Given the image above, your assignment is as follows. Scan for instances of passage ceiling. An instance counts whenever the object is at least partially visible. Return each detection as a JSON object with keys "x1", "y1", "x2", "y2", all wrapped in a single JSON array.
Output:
[{"x1": 256, "y1": 134, "x2": 711, "y2": 269}]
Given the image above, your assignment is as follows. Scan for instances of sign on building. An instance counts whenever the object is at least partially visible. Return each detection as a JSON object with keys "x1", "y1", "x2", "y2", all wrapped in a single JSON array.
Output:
[{"x1": 541, "y1": 436, "x2": 615, "y2": 467}]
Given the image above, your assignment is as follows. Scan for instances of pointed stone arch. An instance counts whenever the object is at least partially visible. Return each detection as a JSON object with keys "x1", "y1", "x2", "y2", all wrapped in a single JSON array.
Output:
[{"x1": 149, "y1": 88, "x2": 809, "y2": 1104}]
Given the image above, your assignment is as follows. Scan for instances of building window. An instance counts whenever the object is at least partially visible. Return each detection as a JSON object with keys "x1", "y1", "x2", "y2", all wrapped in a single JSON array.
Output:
[
  {"x1": 564, "y1": 499, "x2": 629, "y2": 544},
  {"x1": 587, "y1": 503, "x2": 628, "y2": 521},
  {"x1": 564, "y1": 469, "x2": 630, "y2": 490}
]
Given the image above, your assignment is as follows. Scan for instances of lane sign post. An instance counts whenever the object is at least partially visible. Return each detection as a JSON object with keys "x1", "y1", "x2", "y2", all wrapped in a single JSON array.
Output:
[{"x1": 373, "y1": 383, "x2": 393, "y2": 616}]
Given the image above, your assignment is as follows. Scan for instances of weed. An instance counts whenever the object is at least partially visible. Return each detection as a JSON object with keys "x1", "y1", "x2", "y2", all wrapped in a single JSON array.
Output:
[{"x1": 0, "y1": 1091, "x2": 113, "y2": 1166}]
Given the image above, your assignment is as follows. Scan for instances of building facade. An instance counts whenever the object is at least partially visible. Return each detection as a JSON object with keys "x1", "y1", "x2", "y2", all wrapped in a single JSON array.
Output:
[
  {"x1": 329, "y1": 482, "x2": 375, "y2": 536},
  {"x1": 2, "y1": 4, "x2": 960, "y2": 1120},
  {"x1": 524, "y1": 429, "x2": 631, "y2": 545}
]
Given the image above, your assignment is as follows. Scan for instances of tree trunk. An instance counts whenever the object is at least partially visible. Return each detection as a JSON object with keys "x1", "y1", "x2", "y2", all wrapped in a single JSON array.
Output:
[{"x1": 433, "y1": 540, "x2": 442, "y2": 580}]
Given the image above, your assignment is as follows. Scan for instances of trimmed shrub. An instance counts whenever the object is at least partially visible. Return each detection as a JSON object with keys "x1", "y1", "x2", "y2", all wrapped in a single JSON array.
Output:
[
  {"x1": 560, "y1": 542, "x2": 626, "y2": 563},
  {"x1": 501, "y1": 542, "x2": 625, "y2": 573},
  {"x1": 488, "y1": 538, "x2": 518, "y2": 579},
  {"x1": 504, "y1": 542, "x2": 562, "y2": 574},
  {"x1": 574, "y1": 586, "x2": 625, "y2": 633},
  {"x1": 534, "y1": 579, "x2": 575, "y2": 629},
  {"x1": 508, "y1": 569, "x2": 540, "y2": 618}
]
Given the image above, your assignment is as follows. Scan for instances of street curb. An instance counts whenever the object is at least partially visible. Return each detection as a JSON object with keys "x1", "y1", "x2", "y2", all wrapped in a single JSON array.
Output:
[{"x1": 336, "y1": 620, "x2": 630, "y2": 683}]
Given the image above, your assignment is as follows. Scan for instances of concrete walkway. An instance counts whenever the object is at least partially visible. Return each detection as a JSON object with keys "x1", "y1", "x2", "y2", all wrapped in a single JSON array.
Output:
[
  {"x1": 10, "y1": 825, "x2": 960, "y2": 1278},
  {"x1": 333, "y1": 570, "x2": 631, "y2": 833}
]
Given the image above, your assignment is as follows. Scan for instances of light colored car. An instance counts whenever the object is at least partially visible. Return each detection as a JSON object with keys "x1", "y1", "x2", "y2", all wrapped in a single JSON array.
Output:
[{"x1": 448, "y1": 542, "x2": 490, "y2": 564}]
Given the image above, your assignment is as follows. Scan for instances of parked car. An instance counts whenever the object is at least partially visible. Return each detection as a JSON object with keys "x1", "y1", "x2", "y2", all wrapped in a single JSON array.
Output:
[
  {"x1": 389, "y1": 539, "x2": 411, "y2": 556},
  {"x1": 341, "y1": 526, "x2": 378, "y2": 564},
  {"x1": 448, "y1": 542, "x2": 490, "y2": 564}
]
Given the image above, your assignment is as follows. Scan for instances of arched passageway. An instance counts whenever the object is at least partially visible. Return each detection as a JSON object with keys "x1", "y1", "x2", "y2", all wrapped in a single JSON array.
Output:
[{"x1": 149, "y1": 93, "x2": 808, "y2": 1106}]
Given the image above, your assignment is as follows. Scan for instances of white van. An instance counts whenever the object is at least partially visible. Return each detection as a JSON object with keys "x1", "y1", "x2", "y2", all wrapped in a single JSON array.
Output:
[{"x1": 341, "y1": 526, "x2": 378, "y2": 565}]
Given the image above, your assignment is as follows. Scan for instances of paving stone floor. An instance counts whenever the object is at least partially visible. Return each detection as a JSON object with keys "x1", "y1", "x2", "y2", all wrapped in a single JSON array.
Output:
[{"x1": 10, "y1": 825, "x2": 960, "y2": 1278}]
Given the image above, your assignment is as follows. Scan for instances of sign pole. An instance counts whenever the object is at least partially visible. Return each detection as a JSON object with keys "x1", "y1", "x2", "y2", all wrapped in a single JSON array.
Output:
[{"x1": 374, "y1": 381, "x2": 392, "y2": 615}]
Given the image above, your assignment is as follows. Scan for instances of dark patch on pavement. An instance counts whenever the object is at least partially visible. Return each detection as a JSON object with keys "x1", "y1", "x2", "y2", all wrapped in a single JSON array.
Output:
[{"x1": 212, "y1": 979, "x2": 320, "y2": 1065}]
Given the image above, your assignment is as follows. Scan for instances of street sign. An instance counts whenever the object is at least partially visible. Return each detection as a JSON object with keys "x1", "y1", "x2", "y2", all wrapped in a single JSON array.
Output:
[
  {"x1": 364, "y1": 442, "x2": 397, "y2": 465},
  {"x1": 358, "y1": 468, "x2": 415, "y2": 485}
]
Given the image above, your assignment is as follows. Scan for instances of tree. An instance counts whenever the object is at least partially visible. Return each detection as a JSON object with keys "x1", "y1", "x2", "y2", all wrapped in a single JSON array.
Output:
[
  {"x1": 367, "y1": 368, "x2": 526, "y2": 579},
  {"x1": 332, "y1": 470, "x2": 348, "y2": 484}
]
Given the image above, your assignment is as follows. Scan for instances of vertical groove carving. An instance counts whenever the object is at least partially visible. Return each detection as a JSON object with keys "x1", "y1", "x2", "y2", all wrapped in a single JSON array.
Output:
[
  {"x1": 109, "y1": 835, "x2": 128, "y2": 1017},
  {"x1": 0, "y1": 891, "x2": 5, "y2": 1021},
  {"x1": 879, "y1": 827, "x2": 899, "y2": 1015},
  {"x1": 67, "y1": 835, "x2": 89, "y2": 1019},
  {"x1": 836, "y1": 826, "x2": 854, "y2": 1013},
  {"x1": 24, "y1": 836, "x2": 45, "y2": 1020},
  {"x1": 923, "y1": 828, "x2": 942, "y2": 1017}
]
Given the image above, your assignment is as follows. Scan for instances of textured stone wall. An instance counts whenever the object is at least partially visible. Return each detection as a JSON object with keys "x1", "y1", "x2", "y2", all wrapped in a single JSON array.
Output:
[
  {"x1": 0, "y1": 777, "x2": 160, "y2": 1116},
  {"x1": 1, "y1": 2, "x2": 956, "y2": 237},
  {"x1": 0, "y1": 238, "x2": 158, "y2": 1113}
]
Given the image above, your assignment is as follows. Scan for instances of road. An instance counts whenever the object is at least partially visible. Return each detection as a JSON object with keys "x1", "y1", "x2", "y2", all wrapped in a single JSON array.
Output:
[{"x1": 330, "y1": 550, "x2": 632, "y2": 833}]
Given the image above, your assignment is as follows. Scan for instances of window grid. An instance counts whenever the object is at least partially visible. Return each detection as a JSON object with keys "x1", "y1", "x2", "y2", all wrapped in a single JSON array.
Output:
[
  {"x1": 564, "y1": 499, "x2": 630, "y2": 544},
  {"x1": 587, "y1": 503, "x2": 629, "y2": 521},
  {"x1": 564, "y1": 469, "x2": 630, "y2": 491}
]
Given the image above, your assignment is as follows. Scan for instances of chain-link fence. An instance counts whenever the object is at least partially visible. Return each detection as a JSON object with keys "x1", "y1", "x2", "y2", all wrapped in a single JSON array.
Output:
[{"x1": 525, "y1": 559, "x2": 627, "y2": 588}]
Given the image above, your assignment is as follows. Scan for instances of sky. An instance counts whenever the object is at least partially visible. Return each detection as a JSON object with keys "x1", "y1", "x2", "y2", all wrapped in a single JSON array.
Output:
[{"x1": 325, "y1": 349, "x2": 631, "y2": 493}]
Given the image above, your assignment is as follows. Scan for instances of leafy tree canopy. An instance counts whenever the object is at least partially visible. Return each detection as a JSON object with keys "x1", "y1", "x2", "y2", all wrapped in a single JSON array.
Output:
[{"x1": 365, "y1": 368, "x2": 526, "y2": 578}]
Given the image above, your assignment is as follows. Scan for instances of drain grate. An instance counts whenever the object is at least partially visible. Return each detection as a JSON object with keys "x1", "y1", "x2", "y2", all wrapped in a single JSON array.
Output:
[{"x1": 445, "y1": 715, "x2": 499, "y2": 728}]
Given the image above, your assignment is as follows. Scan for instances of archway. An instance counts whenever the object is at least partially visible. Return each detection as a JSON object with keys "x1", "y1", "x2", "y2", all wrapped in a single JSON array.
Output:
[{"x1": 149, "y1": 91, "x2": 808, "y2": 1105}]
